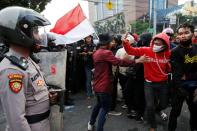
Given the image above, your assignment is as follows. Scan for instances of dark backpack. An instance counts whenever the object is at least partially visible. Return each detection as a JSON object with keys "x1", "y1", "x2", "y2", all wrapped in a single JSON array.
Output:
[{"x1": 125, "y1": 62, "x2": 144, "y2": 78}]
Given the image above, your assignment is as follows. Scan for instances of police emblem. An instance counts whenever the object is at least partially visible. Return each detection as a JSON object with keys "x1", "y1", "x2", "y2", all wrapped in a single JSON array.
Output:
[
  {"x1": 36, "y1": 80, "x2": 45, "y2": 86},
  {"x1": 8, "y1": 74, "x2": 23, "y2": 93}
]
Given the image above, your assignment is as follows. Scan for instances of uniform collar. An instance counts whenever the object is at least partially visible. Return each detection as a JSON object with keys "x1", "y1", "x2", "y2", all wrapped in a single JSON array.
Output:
[{"x1": 8, "y1": 49, "x2": 30, "y2": 60}]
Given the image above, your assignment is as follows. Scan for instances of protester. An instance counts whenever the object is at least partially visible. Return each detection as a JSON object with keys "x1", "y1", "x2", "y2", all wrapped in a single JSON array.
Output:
[
  {"x1": 168, "y1": 23, "x2": 197, "y2": 131},
  {"x1": 114, "y1": 34, "x2": 135, "y2": 117},
  {"x1": 115, "y1": 34, "x2": 138, "y2": 118},
  {"x1": 162, "y1": 27, "x2": 176, "y2": 49},
  {"x1": 108, "y1": 35, "x2": 125, "y2": 116},
  {"x1": 88, "y1": 33, "x2": 149, "y2": 131},
  {"x1": 192, "y1": 29, "x2": 197, "y2": 44},
  {"x1": 125, "y1": 33, "x2": 152, "y2": 122},
  {"x1": 123, "y1": 32, "x2": 171, "y2": 131},
  {"x1": 80, "y1": 35, "x2": 96, "y2": 99}
]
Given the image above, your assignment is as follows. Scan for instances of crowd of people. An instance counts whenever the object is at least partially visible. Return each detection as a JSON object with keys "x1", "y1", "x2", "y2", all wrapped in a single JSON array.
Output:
[
  {"x1": 65, "y1": 24, "x2": 197, "y2": 131},
  {"x1": 0, "y1": 6, "x2": 197, "y2": 131},
  {"x1": 85, "y1": 24, "x2": 197, "y2": 131}
]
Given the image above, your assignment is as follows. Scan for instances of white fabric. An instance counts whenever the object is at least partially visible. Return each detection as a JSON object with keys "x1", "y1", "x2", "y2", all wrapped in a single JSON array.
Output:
[
  {"x1": 51, "y1": 19, "x2": 95, "y2": 45},
  {"x1": 121, "y1": 34, "x2": 135, "y2": 44},
  {"x1": 115, "y1": 48, "x2": 135, "y2": 75},
  {"x1": 162, "y1": 27, "x2": 174, "y2": 34},
  {"x1": 152, "y1": 44, "x2": 164, "y2": 53}
]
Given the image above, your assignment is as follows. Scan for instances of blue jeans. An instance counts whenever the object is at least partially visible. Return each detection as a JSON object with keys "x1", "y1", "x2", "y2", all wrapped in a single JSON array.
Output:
[
  {"x1": 89, "y1": 93, "x2": 112, "y2": 131},
  {"x1": 84, "y1": 66, "x2": 93, "y2": 97},
  {"x1": 144, "y1": 81, "x2": 169, "y2": 128}
]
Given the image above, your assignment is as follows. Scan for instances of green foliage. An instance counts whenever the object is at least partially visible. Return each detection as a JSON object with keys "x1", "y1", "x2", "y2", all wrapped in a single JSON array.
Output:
[
  {"x1": 175, "y1": 13, "x2": 197, "y2": 27},
  {"x1": 0, "y1": 0, "x2": 51, "y2": 12},
  {"x1": 179, "y1": 15, "x2": 197, "y2": 26},
  {"x1": 129, "y1": 20, "x2": 149, "y2": 35}
]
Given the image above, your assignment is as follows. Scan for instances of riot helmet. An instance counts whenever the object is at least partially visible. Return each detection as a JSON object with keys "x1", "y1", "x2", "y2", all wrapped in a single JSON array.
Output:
[{"x1": 0, "y1": 6, "x2": 50, "y2": 48}]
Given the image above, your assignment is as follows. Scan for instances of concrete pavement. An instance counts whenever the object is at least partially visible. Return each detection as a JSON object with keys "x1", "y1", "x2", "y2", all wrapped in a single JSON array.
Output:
[
  {"x1": 63, "y1": 92, "x2": 190, "y2": 131},
  {"x1": 0, "y1": 92, "x2": 191, "y2": 131}
]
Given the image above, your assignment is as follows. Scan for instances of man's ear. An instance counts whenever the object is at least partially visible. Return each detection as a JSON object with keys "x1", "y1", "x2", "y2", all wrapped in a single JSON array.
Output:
[{"x1": 190, "y1": 32, "x2": 194, "y2": 39}]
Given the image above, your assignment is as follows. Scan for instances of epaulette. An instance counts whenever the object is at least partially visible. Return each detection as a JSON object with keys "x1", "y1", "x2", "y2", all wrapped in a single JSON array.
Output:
[{"x1": 5, "y1": 55, "x2": 28, "y2": 70}]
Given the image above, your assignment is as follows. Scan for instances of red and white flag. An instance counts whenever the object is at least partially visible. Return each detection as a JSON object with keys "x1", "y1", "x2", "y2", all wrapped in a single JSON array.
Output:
[{"x1": 50, "y1": 4, "x2": 95, "y2": 44}]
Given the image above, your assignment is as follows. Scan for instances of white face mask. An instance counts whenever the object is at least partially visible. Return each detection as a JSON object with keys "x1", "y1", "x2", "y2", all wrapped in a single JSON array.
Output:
[{"x1": 153, "y1": 44, "x2": 164, "y2": 53}]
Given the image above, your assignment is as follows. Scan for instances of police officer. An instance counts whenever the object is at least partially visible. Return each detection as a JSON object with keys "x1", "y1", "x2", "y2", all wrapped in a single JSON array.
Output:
[{"x1": 0, "y1": 6, "x2": 55, "y2": 131}]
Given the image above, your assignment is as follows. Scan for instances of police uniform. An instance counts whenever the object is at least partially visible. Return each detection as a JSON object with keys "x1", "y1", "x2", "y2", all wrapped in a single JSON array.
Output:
[{"x1": 0, "y1": 49, "x2": 50, "y2": 131}]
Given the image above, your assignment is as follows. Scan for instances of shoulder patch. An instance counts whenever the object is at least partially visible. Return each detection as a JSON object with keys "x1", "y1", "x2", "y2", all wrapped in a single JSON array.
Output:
[
  {"x1": 8, "y1": 74, "x2": 23, "y2": 93},
  {"x1": 8, "y1": 74, "x2": 23, "y2": 79}
]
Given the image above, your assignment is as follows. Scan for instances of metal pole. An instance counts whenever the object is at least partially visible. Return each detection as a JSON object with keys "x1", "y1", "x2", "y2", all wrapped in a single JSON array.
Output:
[
  {"x1": 149, "y1": 0, "x2": 152, "y2": 28},
  {"x1": 166, "y1": 0, "x2": 168, "y2": 8},
  {"x1": 101, "y1": 0, "x2": 104, "y2": 19},
  {"x1": 95, "y1": 3, "x2": 98, "y2": 21},
  {"x1": 163, "y1": 0, "x2": 167, "y2": 30},
  {"x1": 153, "y1": 0, "x2": 157, "y2": 35},
  {"x1": 116, "y1": 0, "x2": 118, "y2": 14},
  {"x1": 28, "y1": 0, "x2": 31, "y2": 8}
]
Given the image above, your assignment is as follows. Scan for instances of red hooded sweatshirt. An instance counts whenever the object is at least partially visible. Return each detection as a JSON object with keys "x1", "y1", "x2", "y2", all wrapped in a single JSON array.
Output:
[
  {"x1": 123, "y1": 33, "x2": 171, "y2": 82},
  {"x1": 192, "y1": 37, "x2": 197, "y2": 44}
]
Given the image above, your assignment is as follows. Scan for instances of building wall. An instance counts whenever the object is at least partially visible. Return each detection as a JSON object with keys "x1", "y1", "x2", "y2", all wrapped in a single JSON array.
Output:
[
  {"x1": 168, "y1": 0, "x2": 178, "y2": 7},
  {"x1": 89, "y1": 0, "x2": 149, "y2": 28},
  {"x1": 88, "y1": 0, "x2": 177, "y2": 31},
  {"x1": 88, "y1": 2, "x2": 97, "y2": 24},
  {"x1": 89, "y1": 0, "x2": 124, "y2": 23},
  {"x1": 148, "y1": 0, "x2": 178, "y2": 21},
  {"x1": 136, "y1": 0, "x2": 149, "y2": 19},
  {"x1": 123, "y1": 0, "x2": 136, "y2": 28},
  {"x1": 123, "y1": 0, "x2": 149, "y2": 28}
]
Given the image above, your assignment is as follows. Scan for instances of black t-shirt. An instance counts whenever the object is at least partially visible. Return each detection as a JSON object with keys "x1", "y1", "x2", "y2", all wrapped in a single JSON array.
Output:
[{"x1": 171, "y1": 44, "x2": 197, "y2": 89}]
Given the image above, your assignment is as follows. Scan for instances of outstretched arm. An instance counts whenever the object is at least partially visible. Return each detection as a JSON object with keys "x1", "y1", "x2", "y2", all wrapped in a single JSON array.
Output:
[
  {"x1": 122, "y1": 35, "x2": 147, "y2": 56},
  {"x1": 104, "y1": 51, "x2": 149, "y2": 67}
]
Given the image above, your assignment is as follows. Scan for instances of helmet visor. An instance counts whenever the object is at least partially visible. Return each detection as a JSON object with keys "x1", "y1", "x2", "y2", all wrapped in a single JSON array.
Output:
[{"x1": 32, "y1": 26, "x2": 48, "y2": 47}]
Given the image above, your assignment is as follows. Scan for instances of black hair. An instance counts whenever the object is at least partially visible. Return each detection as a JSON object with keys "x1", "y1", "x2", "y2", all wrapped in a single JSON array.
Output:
[
  {"x1": 85, "y1": 35, "x2": 93, "y2": 44},
  {"x1": 113, "y1": 35, "x2": 122, "y2": 46},
  {"x1": 97, "y1": 33, "x2": 112, "y2": 46},
  {"x1": 137, "y1": 33, "x2": 152, "y2": 47},
  {"x1": 177, "y1": 23, "x2": 195, "y2": 33},
  {"x1": 128, "y1": 32, "x2": 133, "y2": 35}
]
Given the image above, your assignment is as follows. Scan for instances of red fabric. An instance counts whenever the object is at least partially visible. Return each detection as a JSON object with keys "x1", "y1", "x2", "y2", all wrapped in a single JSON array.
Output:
[
  {"x1": 50, "y1": 65, "x2": 57, "y2": 75},
  {"x1": 93, "y1": 48, "x2": 134, "y2": 94},
  {"x1": 50, "y1": 4, "x2": 86, "y2": 34},
  {"x1": 123, "y1": 33, "x2": 171, "y2": 82},
  {"x1": 132, "y1": 33, "x2": 139, "y2": 42},
  {"x1": 192, "y1": 37, "x2": 197, "y2": 44}
]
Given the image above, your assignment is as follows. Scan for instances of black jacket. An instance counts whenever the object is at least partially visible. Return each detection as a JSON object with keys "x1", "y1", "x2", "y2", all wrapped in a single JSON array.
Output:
[
  {"x1": 80, "y1": 43, "x2": 96, "y2": 69},
  {"x1": 171, "y1": 44, "x2": 197, "y2": 90}
]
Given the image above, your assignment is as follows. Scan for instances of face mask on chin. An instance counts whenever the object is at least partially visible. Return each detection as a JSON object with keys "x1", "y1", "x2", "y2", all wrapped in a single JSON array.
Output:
[
  {"x1": 152, "y1": 44, "x2": 166, "y2": 53},
  {"x1": 180, "y1": 39, "x2": 192, "y2": 47}
]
